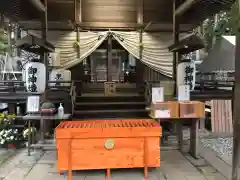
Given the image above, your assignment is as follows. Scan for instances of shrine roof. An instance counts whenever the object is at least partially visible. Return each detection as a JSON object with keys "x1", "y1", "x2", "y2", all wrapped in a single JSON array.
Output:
[{"x1": 0, "y1": 0, "x2": 236, "y2": 31}]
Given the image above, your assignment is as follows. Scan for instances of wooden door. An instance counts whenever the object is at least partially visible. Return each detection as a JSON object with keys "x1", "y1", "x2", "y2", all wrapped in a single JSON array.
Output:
[{"x1": 90, "y1": 50, "x2": 107, "y2": 82}]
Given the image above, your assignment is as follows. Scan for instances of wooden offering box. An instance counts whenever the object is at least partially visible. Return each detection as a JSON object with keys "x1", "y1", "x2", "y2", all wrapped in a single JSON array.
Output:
[
  {"x1": 150, "y1": 101, "x2": 179, "y2": 118},
  {"x1": 179, "y1": 101, "x2": 205, "y2": 118},
  {"x1": 55, "y1": 119, "x2": 162, "y2": 179}
]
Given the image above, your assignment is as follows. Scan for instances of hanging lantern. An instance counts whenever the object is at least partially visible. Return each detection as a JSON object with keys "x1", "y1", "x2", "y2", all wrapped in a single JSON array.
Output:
[
  {"x1": 177, "y1": 60, "x2": 196, "y2": 91},
  {"x1": 25, "y1": 60, "x2": 46, "y2": 93},
  {"x1": 49, "y1": 69, "x2": 71, "y2": 86}
]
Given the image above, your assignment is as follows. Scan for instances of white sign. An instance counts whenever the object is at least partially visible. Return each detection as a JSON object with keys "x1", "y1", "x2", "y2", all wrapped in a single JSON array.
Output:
[
  {"x1": 152, "y1": 87, "x2": 164, "y2": 104},
  {"x1": 155, "y1": 110, "x2": 171, "y2": 118},
  {"x1": 27, "y1": 96, "x2": 40, "y2": 113},
  {"x1": 178, "y1": 85, "x2": 190, "y2": 101}
]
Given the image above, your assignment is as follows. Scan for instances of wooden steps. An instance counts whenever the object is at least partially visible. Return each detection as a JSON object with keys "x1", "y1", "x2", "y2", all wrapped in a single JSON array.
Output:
[{"x1": 73, "y1": 83, "x2": 148, "y2": 119}]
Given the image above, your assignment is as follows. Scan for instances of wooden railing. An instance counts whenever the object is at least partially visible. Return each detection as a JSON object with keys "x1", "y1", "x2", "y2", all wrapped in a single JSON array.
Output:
[
  {"x1": 0, "y1": 80, "x2": 77, "y2": 114},
  {"x1": 70, "y1": 81, "x2": 76, "y2": 116},
  {"x1": 196, "y1": 72, "x2": 234, "y2": 92},
  {"x1": 0, "y1": 81, "x2": 26, "y2": 93},
  {"x1": 196, "y1": 80, "x2": 234, "y2": 91},
  {"x1": 144, "y1": 81, "x2": 152, "y2": 107}
]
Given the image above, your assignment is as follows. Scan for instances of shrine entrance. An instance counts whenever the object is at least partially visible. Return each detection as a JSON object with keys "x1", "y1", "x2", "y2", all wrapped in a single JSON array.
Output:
[
  {"x1": 83, "y1": 34, "x2": 137, "y2": 83},
  {"x1": 90, "y1": 49, "x2": 125, "y2": 82}
]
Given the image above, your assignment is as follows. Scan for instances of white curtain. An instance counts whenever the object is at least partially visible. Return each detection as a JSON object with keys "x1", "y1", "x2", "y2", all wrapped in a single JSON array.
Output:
[
  {"x1": 28, "y1": 31, "x2": 108, "y2": 69},
  {"x1": 112, "y1": 31, "x2": 174, "y2": 77}
]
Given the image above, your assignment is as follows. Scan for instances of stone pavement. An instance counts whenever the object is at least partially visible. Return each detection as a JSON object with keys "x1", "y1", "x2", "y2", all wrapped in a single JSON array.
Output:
[{"x1": 0, "y1": 149, "x2": 229, "y2": 180}]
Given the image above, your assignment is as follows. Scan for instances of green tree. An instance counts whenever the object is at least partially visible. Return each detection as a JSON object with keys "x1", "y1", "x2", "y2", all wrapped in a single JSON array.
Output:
[{"x1": 203, "y1": 1, "x2": 240, "y2": 50}]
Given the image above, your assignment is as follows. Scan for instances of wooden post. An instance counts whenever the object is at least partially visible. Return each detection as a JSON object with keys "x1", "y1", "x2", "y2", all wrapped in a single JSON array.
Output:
[
  {"x1": 190, "y1": 118, "x2": 199, "y2": 158},
  {"x1": 173, "y1": 0, "x2": 183, "y2": 152},
  {"x1": 74, "y1": 0, "x2": 82, "y2": 23},
  {"x1": 232, "y1": 1, "x2": 240, "y2": 178},
  {"x1": 137, "y1": 0, "x2": 144, "y2": 87},
  {"x1": 76, "y1": 27, "x2": 80, "y2": 58},
  {"x1": 107, "y1": 34, "x2": 112, "y2": 82},
  {"x1": 173, "y1": 0, "x2": 180, "y2": 97},
  {"x1": 41, "y1": 0, "x2": 48, "y2": 101},
  {"x1": 75, "y1": 0, "x2": 81, "y2": 58}
]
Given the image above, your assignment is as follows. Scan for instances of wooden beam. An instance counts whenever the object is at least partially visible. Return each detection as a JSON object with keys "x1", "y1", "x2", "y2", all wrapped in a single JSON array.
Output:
[
  {"x1": 175, "y1": 0, "x2": 196, "y2": 17},
  {"x1": 19, "y1": 20, "x2": 194, "y2": 32},
  {"x1": 28, "y1": 0, "x2": 46, "y2": 12},
  {"x1": 76, "y1": 22, "x2": 194, "y2": 31},
  {"x1": 77, "y1": 22, "x2": 143, "y2": 29},
  {"x1": 19, "y1": 21, "x2": 74, "y2": 30}
]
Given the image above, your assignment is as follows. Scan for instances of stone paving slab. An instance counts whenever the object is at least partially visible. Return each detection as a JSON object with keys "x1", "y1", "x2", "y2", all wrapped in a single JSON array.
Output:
[
  {"x1": 199, "y1": 143, "x2": 232, "y2": 179},
  {"x1": 0, "y1": 149, "x2": 16, "y2": 166},
  {"x1": 0, "y1": 150, "x2": 43, "y2": 180},
  {"x1": 0, "y1": 149, "x2": 231, "y2": 180}
]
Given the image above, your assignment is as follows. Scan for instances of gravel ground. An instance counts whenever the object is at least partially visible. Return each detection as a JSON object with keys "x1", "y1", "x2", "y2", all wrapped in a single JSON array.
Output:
[{"x1": 201, "y1": 137, "x2": 233, "y2": 165}]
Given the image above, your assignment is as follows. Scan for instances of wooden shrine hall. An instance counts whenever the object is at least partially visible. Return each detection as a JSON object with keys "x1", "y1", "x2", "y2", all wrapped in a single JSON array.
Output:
[{"x1": 1, "y1": 0, "x2": 240, "y2": 179}]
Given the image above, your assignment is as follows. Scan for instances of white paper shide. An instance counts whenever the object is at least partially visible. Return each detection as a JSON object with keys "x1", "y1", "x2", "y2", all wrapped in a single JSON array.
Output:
[
  {"x1": 27, "y1": 96, "x2": 40, "y2": 113},
  {"x1": 152, "y1": 87, "x2": 164, "y2": 104},
  {"x1": 178, "y1": 85, "x2": 190, "y2": 101}
]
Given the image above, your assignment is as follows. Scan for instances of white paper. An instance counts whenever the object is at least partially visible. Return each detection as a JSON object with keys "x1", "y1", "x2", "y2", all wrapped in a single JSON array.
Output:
[
  {"x1": 178, "y1": 85, "x2": 190, "y2": 101},
  {"x1": 155, "y1": 110, "x2": 170, "y2": 118},
  {"x1": 152, "y1": 87, "x2": 164, "y2": 104},
  {"x1": 27, "y1": 96, "x2": 40, "y2": 113}
]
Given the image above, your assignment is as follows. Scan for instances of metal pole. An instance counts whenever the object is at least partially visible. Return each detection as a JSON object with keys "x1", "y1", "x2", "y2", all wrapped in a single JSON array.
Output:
[{"x1": 232, "y1": 1, "x2": 240, "y2": 179}]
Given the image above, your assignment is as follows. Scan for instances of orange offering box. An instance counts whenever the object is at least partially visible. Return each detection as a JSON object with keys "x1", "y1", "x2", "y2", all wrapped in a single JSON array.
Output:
[
  {"x1": 179, "y1": 101, "x2": 205, "y2": 118},
  {"x1": 150, "y1": 101, "x2": 179, "y2": 118},
  {"x1": 55, "y1": 119, "x2": 162, "y2": 179}
]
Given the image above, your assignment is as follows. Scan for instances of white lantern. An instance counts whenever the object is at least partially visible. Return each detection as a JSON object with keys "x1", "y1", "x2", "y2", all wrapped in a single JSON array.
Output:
[
  {"x1": 49, "y1": 69, "x2": 71, "y2": 86},
  {"x1": 25, "y1": 62, "x2": 46, "y2": 93},
  {"x1": 177, "y1": 60, "x2": 196, "y2": 91}
]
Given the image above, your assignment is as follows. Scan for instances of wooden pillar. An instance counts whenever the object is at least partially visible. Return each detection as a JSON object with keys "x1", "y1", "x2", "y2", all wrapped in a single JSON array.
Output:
[
  {"x1": 136, "y1": 30, "x2": 144, "y2": 86},
  {"x1": 136, "y1": 0, "x2": 144, "y2": 87},
  {"x1": 74, "y1": 0, "x2": 82, "y2": 23},
  {"x1": 75, "y1": 0, "x2": 81, "y2": 58},
  {"x1": 107, "y1": 34, "x2": 112, "y2": 82},
  {"x1": 76, "y1": 27, "x2": 80, "y2": 58},
  {"x1": 41, "y1": 0, "x2": 48, "y2": 100},
  {"x1": 173, "y1": 0, "x2": 180, "y2": 96},
  {"x1": 232, "y1": 1, "x2": 240, "y2": 179},
  {"x1": 173, "y1": 0, "x2": 183, "y2": 151}
]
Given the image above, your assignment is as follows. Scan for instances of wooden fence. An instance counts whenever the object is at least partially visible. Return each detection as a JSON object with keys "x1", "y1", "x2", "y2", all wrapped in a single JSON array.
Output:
[{"x1": 208, "y1": 100, "x2": 233, "y2": 133}]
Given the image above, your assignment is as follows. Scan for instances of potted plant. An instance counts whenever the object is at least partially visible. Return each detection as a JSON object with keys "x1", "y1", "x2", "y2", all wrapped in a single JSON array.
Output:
[{"x1": 0, "y1": 113, "x2": 24, "y2": 148}]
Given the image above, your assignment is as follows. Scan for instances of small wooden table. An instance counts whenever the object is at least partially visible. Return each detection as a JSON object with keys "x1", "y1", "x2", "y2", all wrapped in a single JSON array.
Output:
[
  {"x1": 23, "y1": 114, "x2": 71, "y2": 156},
  {"x1": 150, "y1": 115, "x2": 200, "y2": 159}
]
